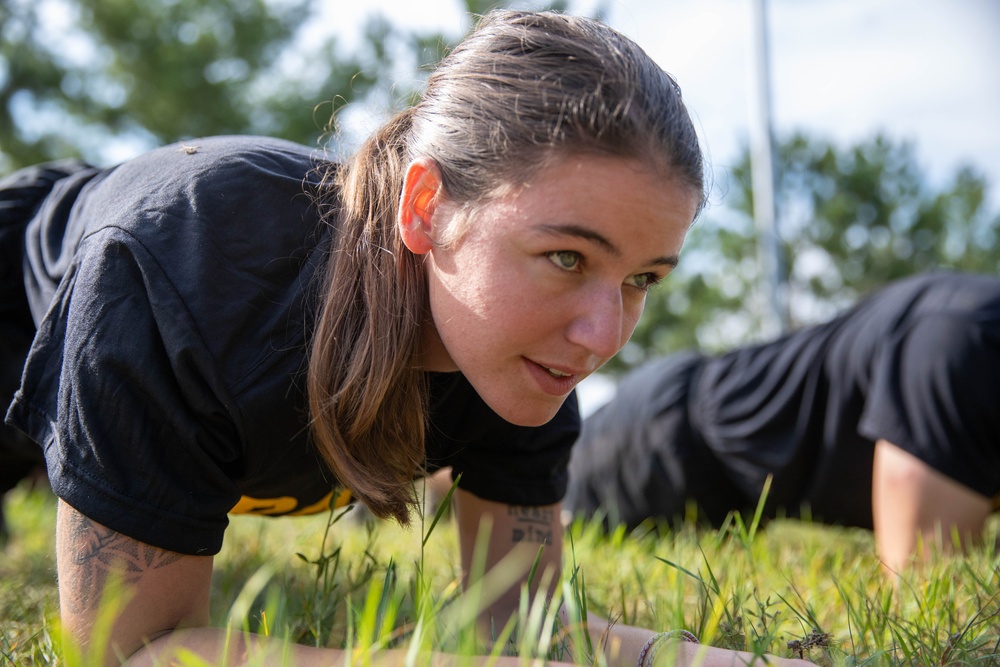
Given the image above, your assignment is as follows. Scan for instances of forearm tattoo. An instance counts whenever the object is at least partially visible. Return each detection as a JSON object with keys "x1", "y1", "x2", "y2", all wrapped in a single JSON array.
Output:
[
  {"x1": 507, "y1": 506, "x2": 555, "y2": 545},
  {"x1": 62, "y1": 511, "x2": 182, "y2": 613}
]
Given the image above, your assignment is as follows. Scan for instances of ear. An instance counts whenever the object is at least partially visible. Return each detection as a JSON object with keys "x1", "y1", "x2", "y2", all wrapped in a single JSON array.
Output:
[{"x1": 398, "y1": 157, "x2": 443, "y2": 256}]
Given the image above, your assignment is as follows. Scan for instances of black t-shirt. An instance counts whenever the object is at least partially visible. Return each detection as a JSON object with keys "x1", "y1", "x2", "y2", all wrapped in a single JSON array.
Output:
[
  {"x1": 567, "y1": 271, "x2": 1000, "y2": 529},
  {"x1": 5, "y1": 136, "x2": 579, "y2": 555}
]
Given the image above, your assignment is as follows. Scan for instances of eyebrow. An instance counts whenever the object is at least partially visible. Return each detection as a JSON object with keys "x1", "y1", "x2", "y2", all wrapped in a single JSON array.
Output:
[{"x1": 535, "y1": 223, "x2": 679, "y2": 268}]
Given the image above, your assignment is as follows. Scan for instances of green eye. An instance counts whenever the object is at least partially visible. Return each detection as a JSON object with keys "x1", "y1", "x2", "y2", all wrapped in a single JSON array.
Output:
[
  {"x1": 547, "y1": 251, "x2": 581, "y2": 271},
  {"x1": 626, "y1": 273, "x2": 661, "y2": 290}
]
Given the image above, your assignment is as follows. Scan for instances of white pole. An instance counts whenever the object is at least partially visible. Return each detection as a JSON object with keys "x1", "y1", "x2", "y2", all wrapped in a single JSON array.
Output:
[{"x1": 749, "y1": 0, "x2": 788, "y2": 334}]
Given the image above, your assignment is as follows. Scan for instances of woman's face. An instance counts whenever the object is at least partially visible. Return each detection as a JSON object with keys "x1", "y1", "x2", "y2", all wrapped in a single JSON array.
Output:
[{"x1": 420, "y1": 154, "x2": 700, "y2": 426}]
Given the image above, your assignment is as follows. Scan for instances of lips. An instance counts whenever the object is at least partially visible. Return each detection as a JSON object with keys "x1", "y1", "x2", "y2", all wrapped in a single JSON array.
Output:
[{"x1": 524, "y1": 358, "x2": 588, "y2": 396}]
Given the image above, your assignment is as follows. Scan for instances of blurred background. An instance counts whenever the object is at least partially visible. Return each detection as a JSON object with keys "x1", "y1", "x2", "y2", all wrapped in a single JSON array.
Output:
[{"x1": 3, "y1": 0, "x2": 998, "y2": 411}]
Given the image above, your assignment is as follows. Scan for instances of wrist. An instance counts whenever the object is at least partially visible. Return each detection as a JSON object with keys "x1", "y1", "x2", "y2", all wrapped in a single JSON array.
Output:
[{"x1": 636, "y1": 630, "x2": 699, "y2": 667}]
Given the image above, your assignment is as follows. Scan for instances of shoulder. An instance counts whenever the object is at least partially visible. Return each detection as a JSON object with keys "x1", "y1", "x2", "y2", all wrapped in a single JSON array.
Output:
[
  {"x1": 119, "y1": 135, "x2": 322, "y2": 174},
  {"x1": 58, "y1": 136, "x2": 336, "y2": 359},
  {"x1": 71, "y1": 136, "x2": 336, "y2": 258},
  {"x1": 92, "y1": 135, "x2": 330, "y2": 212}
]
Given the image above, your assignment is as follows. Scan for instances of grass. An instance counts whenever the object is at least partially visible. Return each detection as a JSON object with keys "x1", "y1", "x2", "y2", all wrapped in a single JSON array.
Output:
[{"x1": 2, "y1": 481, "x2": 999, "y2": 666}]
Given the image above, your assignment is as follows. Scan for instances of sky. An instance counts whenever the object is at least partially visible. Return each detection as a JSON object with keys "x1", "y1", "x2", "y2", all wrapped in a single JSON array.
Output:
[{"x1": 317, "y1": 0, "x2": 1000, "y2": 413}]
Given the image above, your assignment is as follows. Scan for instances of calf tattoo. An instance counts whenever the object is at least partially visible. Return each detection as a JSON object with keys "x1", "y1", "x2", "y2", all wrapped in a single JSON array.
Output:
[
  {"x1": 507, "y1": 506, "x2": 554, "y2": 545},
  {"x1": 63, "y1": 510, "x2": 182, "y2": 613}
]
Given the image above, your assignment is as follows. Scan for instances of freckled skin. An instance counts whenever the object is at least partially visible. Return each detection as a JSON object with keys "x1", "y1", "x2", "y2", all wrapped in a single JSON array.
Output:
[{"x1": 421, "y1": 154, "x2": 700, "y2": 427}]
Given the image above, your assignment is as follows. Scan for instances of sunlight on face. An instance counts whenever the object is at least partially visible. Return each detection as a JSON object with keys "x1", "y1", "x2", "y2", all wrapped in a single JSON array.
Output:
[{"x1": 421, "y1": 153, "x2": 700, "y2": 426}]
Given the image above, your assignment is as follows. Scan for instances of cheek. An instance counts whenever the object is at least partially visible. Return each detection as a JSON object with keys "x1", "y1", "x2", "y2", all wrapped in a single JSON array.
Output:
[
  {"x1": 621, "y1": 293, "x2": 647, "y2": 340},
  {"x1": 442, "y1": 249, "x2": 536, "y2": 322},
  {"x1": 427, "y1": 254, "x2": 512, "y2": 348},
  {"x1": 428, "y1": 247, "x2": 489, "y2": 313}
]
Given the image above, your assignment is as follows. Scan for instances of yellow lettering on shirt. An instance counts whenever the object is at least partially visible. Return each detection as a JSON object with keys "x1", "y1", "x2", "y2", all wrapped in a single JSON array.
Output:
[{"x1": 229, "y1": 488, "x2": 353, "y2": 516}]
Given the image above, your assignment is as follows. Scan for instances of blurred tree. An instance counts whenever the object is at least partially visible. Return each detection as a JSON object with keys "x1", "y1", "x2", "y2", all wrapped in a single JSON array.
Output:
[
  {"x1": 614, "y1": 132, "x2": 1000, "y2": 371},
  {"x1": 1, "y1": 0, "x2": 335, "y2": 169},
  {"x1": 0, "y1": 0, "x2": 571, "y2": 171}
]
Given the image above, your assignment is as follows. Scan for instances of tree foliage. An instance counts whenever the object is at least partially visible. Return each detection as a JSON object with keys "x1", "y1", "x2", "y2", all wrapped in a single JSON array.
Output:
[
  {"x1": 0, "y1": 0, "x2": 568, "y2": 171},
  {"x1": 2, "y1": 0, "x2": 316, "y2": 168},
  {"x1": 616, "y1": 132, "x2": 1000, "y2": 371}
]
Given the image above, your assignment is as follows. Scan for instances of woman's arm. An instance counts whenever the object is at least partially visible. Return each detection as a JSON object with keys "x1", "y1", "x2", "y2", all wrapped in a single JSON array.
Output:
[
  {"x1": 452, "y1": 492, "x2": 817, "y2": 667},
  {"x1": 454, "y1": 490, "x2": 650, "y2": 662},
  {"x1": 453, "y1": 489, "x2": 564, "y2": 636},
  {"x1": 56, "y1": 498, "x2": 214, "y2": 665},
  {"x1": 57, "y1": 499, "x2": 351, "y2": 666}
]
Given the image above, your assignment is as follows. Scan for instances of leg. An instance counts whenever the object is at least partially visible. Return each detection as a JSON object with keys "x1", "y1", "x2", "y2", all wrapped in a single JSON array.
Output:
[{"x1": 872, "y1": 439, "x2": 992, "y2": 572}]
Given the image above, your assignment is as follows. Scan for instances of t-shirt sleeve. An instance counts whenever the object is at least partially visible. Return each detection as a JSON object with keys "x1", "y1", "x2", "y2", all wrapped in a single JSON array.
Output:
[
  {"x1": 424, "y1": 373, "x2": 580, "y2": 506},
  {"x1": 8, "y1": 229, "x2": 243, "y2": 555},
  {"x1": 858, "y1": 313, "x2": 1000, "y2": 498}
]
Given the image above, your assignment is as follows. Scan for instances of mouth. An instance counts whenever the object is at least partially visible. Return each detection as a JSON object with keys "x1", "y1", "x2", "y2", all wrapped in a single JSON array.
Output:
[{"x1": 524, "y1": 358, "x2": 588, "y2": 396}]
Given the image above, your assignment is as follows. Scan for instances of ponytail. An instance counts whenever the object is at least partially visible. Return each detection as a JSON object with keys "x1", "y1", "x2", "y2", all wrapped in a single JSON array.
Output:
[{"x1": 308, "y1": 108, "x2": 428, "y2": 524}]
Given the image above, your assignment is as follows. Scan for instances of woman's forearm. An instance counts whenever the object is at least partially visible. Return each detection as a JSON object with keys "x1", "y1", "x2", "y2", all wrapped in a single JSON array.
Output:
[{"x1": 127, "y1": 627, "x2": 579, "y2": 667}]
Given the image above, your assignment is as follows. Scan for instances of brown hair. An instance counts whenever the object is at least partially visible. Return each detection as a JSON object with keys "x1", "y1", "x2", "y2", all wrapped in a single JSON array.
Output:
[{"x1": 308, "y1": 10, "x2": 706, "y2": 524}]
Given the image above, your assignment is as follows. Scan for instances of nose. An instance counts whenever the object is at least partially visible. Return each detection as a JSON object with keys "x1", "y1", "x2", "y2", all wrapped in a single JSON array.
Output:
[{"x1": 566, "y1": 284, "x2": 628, "y2": 360}]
